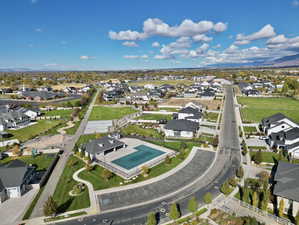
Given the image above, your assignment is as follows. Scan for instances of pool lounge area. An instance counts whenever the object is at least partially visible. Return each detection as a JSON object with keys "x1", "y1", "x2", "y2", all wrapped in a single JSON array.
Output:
[{"x1": 94, "y1": 138, "x2": 176, "y2": 179}]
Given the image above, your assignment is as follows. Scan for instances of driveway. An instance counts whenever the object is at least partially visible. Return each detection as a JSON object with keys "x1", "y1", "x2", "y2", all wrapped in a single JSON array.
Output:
[
  {"x1": 245, "y1": 137, "x2": 268, "y2": 148},
  {"x1": 0, "y1": 188, "x2": 38, "y2": 225}
]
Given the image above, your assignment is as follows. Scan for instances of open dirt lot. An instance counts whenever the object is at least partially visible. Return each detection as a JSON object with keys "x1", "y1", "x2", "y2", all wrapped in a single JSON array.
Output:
[
  {"x1": 51, "y1": 83, "x2": 86, "y2": 90},
  {"x1": 161, "y1": 98, "x2": 222, "y2": 110}
]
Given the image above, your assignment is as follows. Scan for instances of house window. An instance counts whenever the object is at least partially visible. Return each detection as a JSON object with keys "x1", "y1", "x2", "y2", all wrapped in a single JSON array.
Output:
[{"x1": 174, "y1": 131, "x2": 181, "y2": 137}]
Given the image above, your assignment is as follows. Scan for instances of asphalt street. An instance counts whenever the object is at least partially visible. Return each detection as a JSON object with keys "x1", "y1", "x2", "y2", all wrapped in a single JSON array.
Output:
[{"x1": 57, "y1": 86, "x2": 241, "y2": 225}]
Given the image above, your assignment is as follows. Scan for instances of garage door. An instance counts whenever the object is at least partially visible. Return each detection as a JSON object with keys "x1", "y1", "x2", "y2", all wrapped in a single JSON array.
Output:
[{"x1": 7, "y1": 188, "x2": 19, "y2": 198}]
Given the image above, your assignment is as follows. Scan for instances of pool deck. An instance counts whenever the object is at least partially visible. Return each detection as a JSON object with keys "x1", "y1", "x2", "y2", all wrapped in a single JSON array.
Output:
[{"x1": 95, "y1": 138, "x2": 176, "y2": 178}]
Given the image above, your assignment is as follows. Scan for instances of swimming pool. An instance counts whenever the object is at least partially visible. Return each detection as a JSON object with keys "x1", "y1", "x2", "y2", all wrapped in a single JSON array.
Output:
[{"x1": 112, "y1": 144, "x2": 165, "y2": 170}]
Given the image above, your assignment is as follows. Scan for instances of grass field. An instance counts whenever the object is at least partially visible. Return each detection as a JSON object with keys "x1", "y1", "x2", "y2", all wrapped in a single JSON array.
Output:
[
  {"x1": 89, "y1": 106, "x2": 138, "y2": 120},
  {"x1": 205, "y1": 112, "x2": 219, "y2": 122},
  {"x1": 0, "y1": 154, "x2": 56, "y2": 171},
  {"x1": 238, "y1": 97, "x2": 299, "y2": 123},
  {"x1": 129, "y1": 80, "x2": 194, "y2": 86},
  {"x1": 121, "y1": 125, "x2": 163, "y2": 139},
  {"x1": 136, "y1": 114, "x2": 172, "y2": 121},
  {"x1": 43, "y1": 109, "x2": 73, "y2": 118},
  {"x1": 53, "y1": 156, "x2": 90, "y2": 213},
  {"x1": 250, "y1": 151, "x2": 299, "y2": 164},
  {"x1": 243, "y1": 126, "x2": 257, "y2": 133},
  {"x1": 6, "y1": 120, "x2": 61, "y2": 142}
]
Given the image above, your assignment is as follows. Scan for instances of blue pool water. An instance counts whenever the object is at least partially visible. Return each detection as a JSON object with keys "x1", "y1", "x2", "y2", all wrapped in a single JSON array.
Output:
[{"x1": 112, "y1": 144, "x2": 165, "y2": 170}]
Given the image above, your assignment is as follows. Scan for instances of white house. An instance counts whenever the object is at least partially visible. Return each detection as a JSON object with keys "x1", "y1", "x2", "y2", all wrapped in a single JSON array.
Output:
[
  {"x1": 175, "y1": 107, "x2": 203, "y2": 123},
  {"x1": 164, "y1": 119, "x2": 199, "y2": 138}
]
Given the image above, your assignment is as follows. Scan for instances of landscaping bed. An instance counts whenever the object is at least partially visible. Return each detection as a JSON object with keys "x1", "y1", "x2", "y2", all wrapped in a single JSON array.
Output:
[
  {"x1": 136, "y1": 113, "x2": 172, "y2": 121},
  {"x1": 53, "y1": 156, "x2": 90, "y2": 213},
  {"x1": 121, "y1": 124, "x2": 163, "y2": 139}
]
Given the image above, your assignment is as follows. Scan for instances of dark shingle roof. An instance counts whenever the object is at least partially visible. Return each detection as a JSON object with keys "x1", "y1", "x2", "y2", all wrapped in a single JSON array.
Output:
[
  {"x1": 284, "y1": 127, "x2": 299, "y2": 140},
  {"x1": 261, "y1": 113, "x2": 287, "y2": 126},
  {"x1": 165, "y1": 119, "x2": 199, "y2": 132},
  {"x1": 0, "y1": 160, "x2": 30, "y2": 188},
  {"x1": 83, "y1": 136, "x2": 125, "y2": 155},
  {"x1": 273, "y1": 161, "x2": 299, "y2": 202}
]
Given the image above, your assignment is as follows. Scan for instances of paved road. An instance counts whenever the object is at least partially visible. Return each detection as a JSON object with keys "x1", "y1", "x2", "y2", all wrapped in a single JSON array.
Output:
[
  {"x1": 30, "y1": 90, "x2": 99, "y2": 218},
  {"x1": 99, "y1": 150, "x2": 215, "y2": 211},
  {"x1": 58, "y1": 86, "x2": 241, "y2": 225}
]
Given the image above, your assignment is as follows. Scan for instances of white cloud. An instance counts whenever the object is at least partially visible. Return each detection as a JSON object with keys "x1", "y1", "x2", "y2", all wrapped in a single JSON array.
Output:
[
  {"x1": 80, "y1": 56, "x2": 95, "y2": 60},
  {"x1": 109, "y1": 18, "x2": 228, "y2": 41},
  {"x1": 213, "y1": 44, "x2": 221, "y2": 48},
  {"x1": 292, "y1": 0, "x2": 299, "y2": 7},
  {"x1": 192, "y1": 34, "x2": 213, "y2": 42},
  {"x1": 234, "y1": 24, "x2": 276, "y2": 45},
  {"x1": 123, "y1": 54, "x2": 148, "y2": 59},
  {"x1": 267, "y1": 35, "x2": 288, "y2": 44},
  {"x1": 122, "y1": 41, "x2": 139, "y2": 47},
  {"x1": 267, "y1": 35, "x2": 299, "y2": 50},
  {"x1": 152, "y1": 42, "x2": 160, "y2": 48},
  {"x1": 213, "y1": 22, "x2": 228, "y2": 32}
]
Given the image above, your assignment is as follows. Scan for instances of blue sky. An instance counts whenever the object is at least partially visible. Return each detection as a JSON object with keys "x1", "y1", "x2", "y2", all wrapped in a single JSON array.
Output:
[{"x1": 1, "y1": 0, "x2": 299, "y2": 70}]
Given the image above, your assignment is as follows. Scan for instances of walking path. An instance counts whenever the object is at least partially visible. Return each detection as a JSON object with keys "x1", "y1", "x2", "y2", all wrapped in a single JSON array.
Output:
[
  {"x1": 57, "y1": 120, "x2": 75, "y2": 135},
  {"x1": 72, "y1": 168, "x2": 100, "y2": 214}
]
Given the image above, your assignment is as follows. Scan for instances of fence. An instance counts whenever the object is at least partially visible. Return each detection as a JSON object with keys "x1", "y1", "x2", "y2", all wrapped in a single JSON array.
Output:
[
  {"x1": 226, "y1": 197, "x2": 294, "y2": 225},
  {"x1": 39, "y1": 153, "x2": 60, "y2": 187}
]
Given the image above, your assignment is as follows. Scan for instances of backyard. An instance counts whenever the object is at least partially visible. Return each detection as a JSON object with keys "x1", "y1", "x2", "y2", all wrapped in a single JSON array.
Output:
[
  {"x1": 5, "y1": 120, "x2": 62, "y2": 142},
  {"x1": 0, "y1": 154, "x2": 56, "y2": 171},
  {"x1": 121, "y1": 124, "x2": 163, "y2": 139},
  {"x1": 89, "y1": 106, "x2": 138, "y2": 120},
  {"x1": 79, "y1": 141, "x2": 200, "y2": 190},
  {"x1": 53, "y1": 156, "x2": 90, "y2": 213},
  {"x1": 136, "y1": 113, "x2": 173, "y2": 121},
  {"x1": 43, "y1": 109, "x2": 73, "y2": 119},
  {"x1": 238, "y1": 97, "x2": 299, "y2": 123},
  {"x1": 205, "y1": 112, "x2": 219, "y2": 122}
]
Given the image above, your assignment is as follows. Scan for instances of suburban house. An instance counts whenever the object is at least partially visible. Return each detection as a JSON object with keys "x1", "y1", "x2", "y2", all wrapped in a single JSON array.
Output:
[
  {"x1": 0, "y1": 160, "x2": 35, "y2": 202},
  {"x1": 0, "y1": 111, "x2": 31, "y2": 132},
  {"x1": 273, "y1": 161, "x2": 299, "y2": 217},
  {"x1": 164, "y1": 119, "x2": 199, "y2": 138},
  {"x1": 261, "y1": 113, "x2": 299, "y2": 158},
  {"x1": 103, "y1": 89, "x2": 124, "y2": 102},
  {"x1": 13, "y1": 107, "x2": 41, "y2": 120},
  {"x1": 174, "y1": 106, "x2": 203, "y2": 123},
  {"x1": 80, "y1": 136, "x2": 126, "y2": 161},
  {"x1": 260, "y1": 113, "x2": 298, "y2": 135}
]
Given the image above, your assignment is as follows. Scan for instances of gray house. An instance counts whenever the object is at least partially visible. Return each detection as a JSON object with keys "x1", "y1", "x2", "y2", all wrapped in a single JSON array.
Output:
[
  {"x1": 0, "y1": 160, "x2": 35, "y2": 203},
  {"x1": 273, "y1": 161, "x2": 299, "y2": 216},
  {"x1": 80, "y1": 136, "x2": 126, "y2": 160},
  {"x1": 164, "y1": 119, "x2": 199, "y2": 138}
]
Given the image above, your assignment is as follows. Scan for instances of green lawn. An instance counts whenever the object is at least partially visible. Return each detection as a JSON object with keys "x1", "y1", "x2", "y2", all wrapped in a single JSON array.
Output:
[
  {"x1": 5, "y1": 120, "x2": 62, "y2": 142},
  {"x1": 79, "y1": 141, "x2": 199, "y2": 191},
  {"x1": 89, "y1": 106, "x2": 138, "y2": 120},
  {"x1": 65, "y1": 121, "x2": 80, "y2": 135},
  {"x1": 205, "y1": 112, "x2": 219, "y2": 122},
  {"x1": 243, "y1": 126, "x2": 257, "y2": 133},
  {"x1": 121, "y1": 124, "x2": 163, "y2": 139},
  {"x1": 53, "y1": 156, "x2": 90, "y2": 213},
  {"x1": 155, "y1": 108, "x2": 179, "y2": 112},
  {"x1": 0, "y1": 154, "x2": 56, "y2": 171},
  {"x1": 136, "y1": 113, "x2": 172, "y2": 121},
  {"x1": 250, "y1": 151, "x2": 299, "y2": 164},
  {"x1": 43, "y1": 109, "x2": 73, "y2": 118},
  {"x1": 238, "y1": 97, "x2": 299, "y2": 123}
]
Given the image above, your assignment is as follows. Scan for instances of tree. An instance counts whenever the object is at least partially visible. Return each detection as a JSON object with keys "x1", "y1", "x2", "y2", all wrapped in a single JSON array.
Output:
[
  {"x1": 43, "y1": 196, "x2": 58, "y2": 217},
  {"x1": 169, "y1": 203, "x2": 180, "y2": 222},
  {"x1": 146, "y1": 212, "x2": 157, "y2": 225},
  {"x1": 228, "y1": 177, "x2": 237, "y2": 187},
  {"x1": 165, "y1": 155, "x2": 171, "y2": 164},
  {"x1": 243, "y1": 186, "x2": 250, "y2": 204},
  {"x1": 203, "y1": 192, "x2": 212, "y2": 204},
  {"x1": 141, "y1": 165, "x2": 150, "y2": 177},
  {"x1": 101, "y1": 169, "x2": 113, "y2": 181},
  {"x1": 260, "y1": 190, "x2": 270, "y2": 211},
  {"x1": 220, "y1": 181, "x2": 231, "y2": 196},
  {"x1": 278, "y1": 199, "x2": 285, "y2": 217},
  {"x1": 212, "y1": 135, "x2": 219, "y2": 148},
  {"x1": 254, "y1": 150, "x2": 263, "y2": 164},
  {"x1": 12, "y1": 144, "x2": 22, "y2": 156},
  {"x1": 188, "y1": 197, "x2": 198, "y2": 214},
  {"x1": 252, "y1": 191, "x2": 258, "y2": 207},
  {"x1": 236, "y1": 167, "x2": 244, "y2": 178}
]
